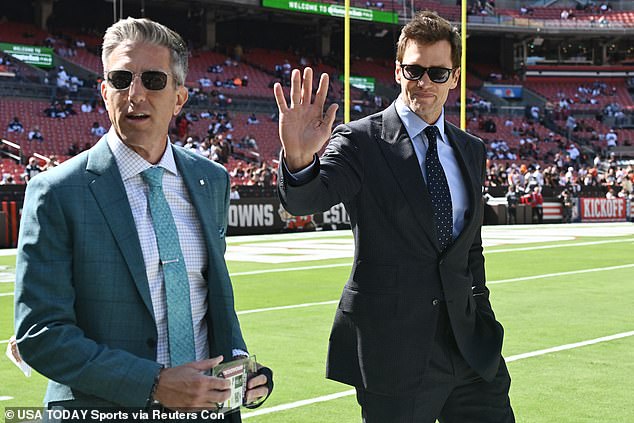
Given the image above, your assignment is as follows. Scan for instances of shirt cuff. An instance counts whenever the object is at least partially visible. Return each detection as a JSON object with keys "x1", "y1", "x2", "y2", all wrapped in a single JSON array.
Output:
[
  {"x1": 282, "y1": 154, "x2": 319, "y2": 186},
  {"x1": 232, "y1": 349, "x2": 249, "y2": 358}
]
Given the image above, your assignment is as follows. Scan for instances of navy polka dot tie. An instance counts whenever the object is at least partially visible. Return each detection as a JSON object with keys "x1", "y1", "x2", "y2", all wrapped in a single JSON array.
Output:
[{"x1": 423, "y1": 125, "x2": 453, "y2": 251}]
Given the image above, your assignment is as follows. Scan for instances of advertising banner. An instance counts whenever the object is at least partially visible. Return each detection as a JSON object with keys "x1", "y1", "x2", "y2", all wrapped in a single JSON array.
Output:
[
  {"x1": 227, "y1": 198, "x2": 351, "y2": 236},
  {"x1": 262, "y1": 0, "x2": 399, "y2": 24},
  {"x1": 0, "y1": 42, "x2": 54, "y2": 68},
  {"x1": 579, "y1": 197, "x2": 628, "y2": 222}
]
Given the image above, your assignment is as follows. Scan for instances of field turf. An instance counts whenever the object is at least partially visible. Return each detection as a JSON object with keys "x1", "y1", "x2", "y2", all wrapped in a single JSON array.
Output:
[{"x1": 1, "y1": 223, "x2": 633, "y2": 422}]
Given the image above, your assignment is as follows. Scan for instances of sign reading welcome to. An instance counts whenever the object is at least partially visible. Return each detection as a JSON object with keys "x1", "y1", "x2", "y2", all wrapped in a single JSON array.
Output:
[
  {"x1": 0, "y1": 42, "x2": 54, "y2": 68},
  {"x1": 262, "y1": 0, "x2": 399, "y2": 24}
]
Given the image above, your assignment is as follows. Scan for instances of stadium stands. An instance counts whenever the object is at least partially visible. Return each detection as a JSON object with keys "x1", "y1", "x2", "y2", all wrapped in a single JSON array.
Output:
[{"x1": 1, "y1": 1, "x2": 632, "y2": 198}]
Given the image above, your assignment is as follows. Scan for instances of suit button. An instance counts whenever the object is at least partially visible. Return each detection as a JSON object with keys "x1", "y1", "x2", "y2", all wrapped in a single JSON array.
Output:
[
  {"x1": 432, "y1": 299, "x2": 440, "y2": 306},
  {"x1": 146, "y1": 338, "x2": 157, "y2": 348}
]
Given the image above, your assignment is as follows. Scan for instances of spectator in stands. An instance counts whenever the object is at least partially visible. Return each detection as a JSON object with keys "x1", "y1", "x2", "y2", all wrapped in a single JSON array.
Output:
[
  {"x1": 525, "y1": 185, "x2": 544, "y2": 223},
  {"x1": 7, "y1": 117, "x2": 24, "y2": 133},
  {"x1": 43, "y1": 155, "x2": 60, "y2": 171},
  {"x1": 242, "y1": 74, "x2": 249, "y2": 87},
  {"x1": 22, "y1": 156, "x2": 42, "y2": 183},
  {"x1": 247, "y1": 113, "x2": 260, "y2": 125},
  {"x1": 56, "y1": 65, "x2": 69, "y2": 90},
  {"x1": 27, "y1": 126, "x2": 44, "y2": 142},
  {"x1": 0, "y1": 175, "x2": 15, "y2": 185},
  {"x1": 90, "y1": 121, "x2": 106, "y2": 137},
  {"x1": 605, "y1": 128, "x2": 618, "y2": 148},
  {"x1": 559, "y1": 190, "x2": 574, "y2": 223},
  {"x1": 506, "y1": 185, "x2": 519, "y2": 224},
  {"x1": 67, "y1": 143, "x2": 79, "y2": 156},
  {"x1": 63, "y1": 96, "x2": 77, "y2": 116},
  {"x1": 620, "y1": 169, "x2": 633, "y2": 199},
  {"x1": 80, "y1": 101, "x2": 93, "y2": 113},
  {"x1": 567, "y1": 143, "x2": 581, "y2": 164},
  {"x1": 230, "y1": 184, "x2": 240, "y2": 200}
]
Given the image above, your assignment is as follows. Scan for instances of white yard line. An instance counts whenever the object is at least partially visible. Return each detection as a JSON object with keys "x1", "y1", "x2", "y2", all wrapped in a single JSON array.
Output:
[
  {"x1": 3, "y1": 263, "x2": 630, "y2": 310},
  {"x1": 237, "y1": 300, "x2": 339, "y2": 315},
  {"x1": 505, "y1": 331, "x2": 634, "y2": 362},
  {"x1": 242, "y1": 389, "x2": 357, "y2": 418},
  {"x1": 488, "y1": 264, "x2": 634, "y2": 285},
  {"x1": 228, "y1": 239, "x2": 633, "y2": 277},
  {"x1": 0, "y1": 396, "x2": 14, "y2": 401},
  {"x1": 242, "y1": 330, "x2": 634, "y2": 419},
  {"x1": 231, "y1": 263, "x2": 350, "y2": 277},
  {"x1": 485, "y1": 238, "x2": 634, "y2": 254}
]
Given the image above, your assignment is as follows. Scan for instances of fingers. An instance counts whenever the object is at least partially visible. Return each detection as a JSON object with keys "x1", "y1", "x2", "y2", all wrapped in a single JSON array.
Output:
[
  {"x1": 245, "y1": 374, "x2": 268, "y2": 403},
  {"x1": 324, "y1": 103, "x2": 339, "y2": 128},
  {"x1": 302, "y1": 67, "x2": 313, "y2": 105},
  {"x1": 314, "y1": 73, "x2": 330, "y2": 110},
  {"x1": 290, "y1": 69, "x2": 301, "y2": 107},
  {"x1": 245, "y1": 386, "x2": 269, "y2": 404},
  {"x1": 247, "y1": 374, "x2": 267, "y2": 390},
  {"x1": 207, "y1": 375, "x2": 232, "y2": 395},
  {"x1": 273, "y1": 82, "x2": 288, "y2": 114},
  {"x1": 187, "y1": 355, "x2": 224, "y2": 372}
]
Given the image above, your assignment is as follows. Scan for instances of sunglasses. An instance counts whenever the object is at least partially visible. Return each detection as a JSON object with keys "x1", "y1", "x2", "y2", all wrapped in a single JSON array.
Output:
[
  {"x1": 106, "y1": 70, "x2": 170, "y2": 91},
  {"x1": 399, "y1": 64, "x2": 454, "y2": 83}
]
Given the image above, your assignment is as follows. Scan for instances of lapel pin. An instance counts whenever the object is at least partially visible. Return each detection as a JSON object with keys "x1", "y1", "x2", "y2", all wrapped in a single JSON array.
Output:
[{"x1": 199, "y1": 179, "x2": 205, "y2": 186}]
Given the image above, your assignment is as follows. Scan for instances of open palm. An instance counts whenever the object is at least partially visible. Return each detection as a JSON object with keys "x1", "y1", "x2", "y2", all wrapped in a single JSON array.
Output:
[{"x1": 273, "y1": 67, "x2": 338, "y2": 171}]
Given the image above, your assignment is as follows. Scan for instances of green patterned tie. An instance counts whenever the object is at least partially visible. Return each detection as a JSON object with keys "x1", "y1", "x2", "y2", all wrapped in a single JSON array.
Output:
[{"x1": 141, "y1": 166, "x2": 196, "y2": 367}]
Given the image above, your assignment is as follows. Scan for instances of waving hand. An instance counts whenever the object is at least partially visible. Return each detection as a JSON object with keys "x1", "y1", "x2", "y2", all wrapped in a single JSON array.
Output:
[{"x1": 273, "y1": 67, "x2": 338, "y2": 171}]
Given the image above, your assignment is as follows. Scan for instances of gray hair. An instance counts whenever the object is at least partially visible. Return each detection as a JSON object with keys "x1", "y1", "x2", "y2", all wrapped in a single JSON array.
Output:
[{"x1": 102, "y1": 17, "x2": 188, "y2": 86}]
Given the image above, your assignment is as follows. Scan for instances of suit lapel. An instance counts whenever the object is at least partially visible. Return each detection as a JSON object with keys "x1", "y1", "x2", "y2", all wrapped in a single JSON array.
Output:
[
  {"x1": 377, "y1": 104, "x2": 439, "y2": 250},
  {"x1": 86, "y1": 137, "x2": 154, "y2": 316},
  {"x1": 172, "y1": 148, "x2": 220, "y2": 265},
  {"x1": 444, "y1": 122, "x2": 480, "y2": 249}
]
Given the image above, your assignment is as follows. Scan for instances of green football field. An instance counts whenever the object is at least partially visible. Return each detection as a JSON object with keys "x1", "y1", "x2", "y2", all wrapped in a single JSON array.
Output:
[{"x1": 1, "y1": 222, "x2": 633, "y2": 423}]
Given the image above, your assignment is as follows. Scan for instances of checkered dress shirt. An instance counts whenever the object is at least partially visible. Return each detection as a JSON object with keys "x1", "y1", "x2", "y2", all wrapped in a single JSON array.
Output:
[{"x1": 107, "y1": 129, "x2": 209, "y2": 366}]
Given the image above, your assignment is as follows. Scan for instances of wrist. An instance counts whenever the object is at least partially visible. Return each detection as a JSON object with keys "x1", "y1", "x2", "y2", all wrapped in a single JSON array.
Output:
[
  {"x1": 147, "y1": 367, "x2": 164, "y2": 406},
  {"x1": 284, "y1": 152, "x2": 315, "y2": 172}
]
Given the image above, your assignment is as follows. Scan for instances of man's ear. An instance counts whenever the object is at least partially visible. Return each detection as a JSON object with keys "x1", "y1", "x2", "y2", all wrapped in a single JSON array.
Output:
[
  {"x1": 449, "y1": 67, "x2": 461, "y2": 90},
  {"x1": 394, "y1": 61, "x2": 401, "y2": 84},
  {"x1": 173, "y1": 85, "x2": 188, "y2": 116},
  {"x1": 100, "y1": 80, "x2": 108, "y2": 109}
]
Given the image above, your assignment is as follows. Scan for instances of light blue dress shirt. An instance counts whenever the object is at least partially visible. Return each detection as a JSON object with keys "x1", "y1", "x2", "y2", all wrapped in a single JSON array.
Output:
[{"x1": 395, "y1": 98, "x2": 469, "y2": 240}]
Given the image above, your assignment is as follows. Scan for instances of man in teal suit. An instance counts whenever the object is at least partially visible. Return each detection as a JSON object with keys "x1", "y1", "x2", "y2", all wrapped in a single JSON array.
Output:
[{"x1": 14, "y1": 18, "x2": 270, "y2": 419}]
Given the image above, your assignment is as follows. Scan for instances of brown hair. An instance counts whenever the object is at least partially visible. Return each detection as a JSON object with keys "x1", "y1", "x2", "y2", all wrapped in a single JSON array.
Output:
[{"x1": 396, "y1": 11, "x2": 461, "y2": 68}]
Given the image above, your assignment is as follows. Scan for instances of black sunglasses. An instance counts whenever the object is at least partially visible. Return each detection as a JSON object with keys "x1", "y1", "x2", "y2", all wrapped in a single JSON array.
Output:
[
  {"x1": 106, "y1": 70, "x2": 170, "y2": 91},
  {"x1": 400, "y1": 64, "x2": 454, "y2": 83}
]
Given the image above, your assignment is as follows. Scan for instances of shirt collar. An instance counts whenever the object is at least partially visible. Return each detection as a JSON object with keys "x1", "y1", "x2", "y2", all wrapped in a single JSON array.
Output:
[
  {"x1": 395, "y1": 96, "x2": 447, "y2": 144},
  {"x1": 106, "y1": 126, "x2": 178, "y2": 181}
]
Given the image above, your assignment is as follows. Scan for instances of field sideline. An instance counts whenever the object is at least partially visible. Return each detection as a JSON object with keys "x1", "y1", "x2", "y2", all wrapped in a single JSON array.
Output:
[{"x1": 1, "y1": 222, "x2": 633, "y2": 423}]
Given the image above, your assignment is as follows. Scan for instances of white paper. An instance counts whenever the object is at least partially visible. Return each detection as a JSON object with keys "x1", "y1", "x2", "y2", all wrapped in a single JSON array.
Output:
[{"x1": 5, "y1": 340, "x2": 31, "y2": 377}]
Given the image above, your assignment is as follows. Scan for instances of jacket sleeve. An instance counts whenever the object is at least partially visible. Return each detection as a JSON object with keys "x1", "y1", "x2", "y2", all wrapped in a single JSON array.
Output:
[
  {"x1": 469, "y1": 141, "x2": 495, "y2": 317},
  {"x1": 14, "y1": 176, "x2": 162, "y2": 407},
  {"x1": 222, "y1": 170, "x2": 248, "y2": 353},
  {"x1": 278, "y1": 123, "x2": 364, "y2": 216}
]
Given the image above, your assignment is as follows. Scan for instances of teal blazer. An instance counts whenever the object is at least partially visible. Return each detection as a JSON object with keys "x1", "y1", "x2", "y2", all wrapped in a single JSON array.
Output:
[{"x1": 14, "y1": 136, "x2": 246, "y2": 407}]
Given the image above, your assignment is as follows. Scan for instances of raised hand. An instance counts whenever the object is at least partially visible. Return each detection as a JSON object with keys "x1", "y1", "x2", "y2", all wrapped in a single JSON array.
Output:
[{"x1": 273, "y1": 67, "x2": 338, "y2": 172}]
